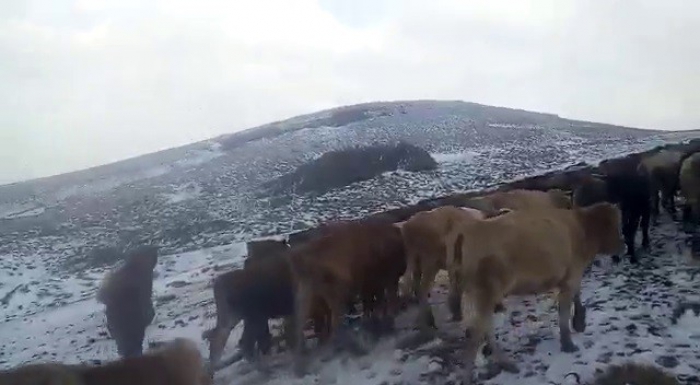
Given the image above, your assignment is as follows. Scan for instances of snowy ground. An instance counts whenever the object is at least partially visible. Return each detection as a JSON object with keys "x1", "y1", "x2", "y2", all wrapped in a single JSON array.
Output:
[{"x1": 1, "y1": 214, "x2": 700, "y2": 384}]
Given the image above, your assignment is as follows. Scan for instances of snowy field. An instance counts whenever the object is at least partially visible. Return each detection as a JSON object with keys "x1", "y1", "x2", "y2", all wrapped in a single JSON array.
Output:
[{"x1": 1, "y1": 213, "x2": 699, "y2": 385}]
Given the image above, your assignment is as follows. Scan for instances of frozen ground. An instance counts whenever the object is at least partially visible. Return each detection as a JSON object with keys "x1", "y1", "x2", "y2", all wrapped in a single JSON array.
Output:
[{"x1": 1, "y1": 213, "x2": 699, "y2": 385}]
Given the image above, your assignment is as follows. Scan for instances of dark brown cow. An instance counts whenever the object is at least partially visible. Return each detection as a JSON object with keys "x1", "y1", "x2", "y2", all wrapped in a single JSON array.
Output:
[
  {"x1": 202, "y1": 244, "x2": 331, "y2": 372},
  {"x1": 96, "y1": 245, "x2": 159, "y2": 358},
  {"x1": 638, "y1": 149, "x2": 685, "y2": 222},
  {"x1": 680, "y1": 152, "x2": 700, "y2": 229}
]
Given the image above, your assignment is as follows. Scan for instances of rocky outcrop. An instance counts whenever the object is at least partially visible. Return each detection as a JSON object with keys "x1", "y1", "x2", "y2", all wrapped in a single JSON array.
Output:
[{"x1": 264, "y1": 142, "x2": 438, "y2": 196}]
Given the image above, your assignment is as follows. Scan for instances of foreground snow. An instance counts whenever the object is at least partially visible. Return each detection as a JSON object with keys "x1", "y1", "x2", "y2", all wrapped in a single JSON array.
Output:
[{"x1": 1, "y1": 217, "x2": 699, "y2": 385}]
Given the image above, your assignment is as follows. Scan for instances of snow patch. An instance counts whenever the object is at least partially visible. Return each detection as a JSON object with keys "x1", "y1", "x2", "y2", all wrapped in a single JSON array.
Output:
[
  {"x1": 161, "y1": 183, "x2": 203, "y2": 204},
  {"x1": 431, "y1": 150, "x2": 482, "y2": 164},
  {"x1": 0, "y1": 204, "x2": 46, "y2": 219}
]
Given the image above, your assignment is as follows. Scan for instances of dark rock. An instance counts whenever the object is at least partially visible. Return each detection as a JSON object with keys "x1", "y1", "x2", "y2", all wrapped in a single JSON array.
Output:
[
  {"x1": 262, "y1": 141, "x2": 438, "y2": 196},
  {"x1": 655, "y1": 355, "x2": 680, "y2": 368}
]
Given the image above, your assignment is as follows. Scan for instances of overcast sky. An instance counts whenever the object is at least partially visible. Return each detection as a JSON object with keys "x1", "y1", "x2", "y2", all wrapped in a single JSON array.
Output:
[{"x1": 1, "y1": 0, "x2": 699, "y2": 184}]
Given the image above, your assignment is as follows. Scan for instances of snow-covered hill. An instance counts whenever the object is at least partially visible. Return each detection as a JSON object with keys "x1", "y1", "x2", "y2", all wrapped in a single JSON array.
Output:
[{"x1": 1, "y1": 100, "x2": 698, "y2": 277}]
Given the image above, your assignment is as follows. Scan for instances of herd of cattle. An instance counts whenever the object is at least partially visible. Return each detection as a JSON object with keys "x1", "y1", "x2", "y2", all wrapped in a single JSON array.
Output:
[{"x1": 2, "y1": 139, "x2": 700, "y2": 385}]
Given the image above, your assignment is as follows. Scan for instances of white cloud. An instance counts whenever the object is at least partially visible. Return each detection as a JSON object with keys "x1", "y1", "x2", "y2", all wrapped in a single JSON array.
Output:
[{"x1": 1, "y1": 0, "x2": 699, "y2": 184}]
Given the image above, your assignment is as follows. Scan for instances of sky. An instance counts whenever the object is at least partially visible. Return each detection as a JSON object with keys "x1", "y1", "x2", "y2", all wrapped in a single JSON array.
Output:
[{"x1": 1, "y1": 0, "x2": 700, "y2": 184}]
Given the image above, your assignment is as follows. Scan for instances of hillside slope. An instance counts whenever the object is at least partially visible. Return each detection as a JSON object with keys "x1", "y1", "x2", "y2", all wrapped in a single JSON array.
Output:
[{"x1": 0, "y1": 100, "x2": 698, "y2": 274}]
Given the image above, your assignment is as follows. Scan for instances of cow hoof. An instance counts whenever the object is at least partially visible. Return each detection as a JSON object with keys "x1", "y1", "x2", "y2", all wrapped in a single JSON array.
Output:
[
  {"x1": 561, "y1": 342, "x2": 579, "y2": 353},
  {"x1": 611, "y1": 255, "x2": 621, "y2": 265},
  {"x1": 629, "y1": 257, "x2": 639, "y2": 265}
]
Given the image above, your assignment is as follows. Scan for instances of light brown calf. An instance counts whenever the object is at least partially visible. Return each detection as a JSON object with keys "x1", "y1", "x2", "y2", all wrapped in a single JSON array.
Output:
[
  {"x1": 0, "y1": 338, "x2": 210, "y2": 385},
  {"x1": 446, "y1": 202, "x2": 624, "y2": 385},
  {"x1": 393, "y1": 205, "x2": 491, "y2": 331}
]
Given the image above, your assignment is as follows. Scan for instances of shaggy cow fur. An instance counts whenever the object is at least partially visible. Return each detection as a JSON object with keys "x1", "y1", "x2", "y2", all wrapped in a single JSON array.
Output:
[
  {"x1": 96, "y1": 245, "x2": 159, "y2": 358},
  {"x1": 446, "y1": 202, "x2": 625, "y2": 384},
  {"x1": 0, "y1": 338, "x2": 210, "y2": 385},
  {"x1": 0, "y1": 362, "x2": 81, "y2": 385},
  {"x1": 77, "y1": 337, "x2": 211, "y2": 385}
]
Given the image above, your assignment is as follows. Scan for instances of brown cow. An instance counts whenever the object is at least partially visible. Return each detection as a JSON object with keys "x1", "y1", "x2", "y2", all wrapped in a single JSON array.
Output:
[
  {"x1": 574, "y1": 172, "x2": 652, "y2": 263},
  {"x1": 96, "y1": 245, "x2": 159, "y2": 359},
  {"x1": 202, "y1": 250, "x2": 331, "y2": 373},
  {"x1": 680, "y1": 152, "x2": 700, "y2": 230},
  {"x1": 393, "y1": 205, "x2": 504, "y2": 331},
  {"x1": 638, "y1": 149, "x2": 685, "y2": 222},
  {"x1": 0, "y1": 338, "x2": 210, "y2": 385},
  {"x1": 572, "y1": 174, "x2": 609, "y2": 208},
  {"x1": 446, "y1": 202, "x2": 624, "y2": 384},
  {"x1": 288, "y1": 219, "x2": 406, "y2": 376},
  {"x1": 598, "y1": 153, "x2": 644, "y2": 177}
]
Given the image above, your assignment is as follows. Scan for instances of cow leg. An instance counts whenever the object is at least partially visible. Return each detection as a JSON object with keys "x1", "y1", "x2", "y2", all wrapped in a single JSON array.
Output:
[
  {"x1": 666, "y1": 189, "x2": 678, "y2": 220},
  {"x1": 257, "y1": 319, "x2": 273, "y2": 356},
  {"x1": 292, "y1": 281, "x2": 314, "y2": 377},
  {"x1": 461, "y1": 293, "x2": 517, "y2": 385},
  {"x1": 650, "y1": 187, "x2": 660, "y2": 224},
  {"x1": 557, "y1": 289, "x2": 579, "y2": 353},
  {"x1": 399, "y1": 250, "x2": 421, "y2": 304},
  {"x1": 327, "y1": 288, "x2": 367, "y2": 355},
  {"x1": 281, "y1": 316, "x2": 296, "y2": 350},
  {"x1": 447, "y1": 268, "x2": 462, "y2": 322},
  {"x1": 239, "y1": 320, "x2": 257, "y2": 360},
  {"x1": 640, "y1": 205, "x2": 651, "y2": 251},
  {"x1": 203, "y1": 312, "x2": 241, "y2": 373},
  {"x1": 571, "y1": 291, "x2": 587, "y2": 333},
  {"x1": 621, "y1": 208, "x2": 639, "y2": 264},
  {"x1": 415, "y1": 259, "x2": 440, "y2": 333},
  {"x1": 381, "y1": 278, "x2": 401, "y2": 333},
  {"x1": 411, "y1": 262, "x2": 422, "y2": 301},
  {"x1": 106, "y1": 307, "x2": 147, "y2": 359},
  {"x1": 311, "y1": 300, "x2": 332, "y2": 345}
]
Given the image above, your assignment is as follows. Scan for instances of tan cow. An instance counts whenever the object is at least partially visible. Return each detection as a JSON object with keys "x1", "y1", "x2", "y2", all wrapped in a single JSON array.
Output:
[
  {"x1": 445, "y1": 202, "x2": 624, "y2": 384},
  {"x1": 393, "y1": 205, "x2": 505, "y2": 331}
]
